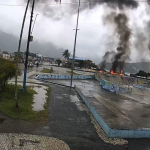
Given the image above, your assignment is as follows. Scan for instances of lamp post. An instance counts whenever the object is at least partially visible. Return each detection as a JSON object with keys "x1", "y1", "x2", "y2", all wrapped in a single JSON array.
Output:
[
  {"x1": 70, "y1": 0, "x2": 80, "y2": 88},
  {"x1": 14, "y1": 0, "x2": 30, "y2": 108},
  {"x1": 23, "y1": 0, "x2": 35, "y2": 91}
]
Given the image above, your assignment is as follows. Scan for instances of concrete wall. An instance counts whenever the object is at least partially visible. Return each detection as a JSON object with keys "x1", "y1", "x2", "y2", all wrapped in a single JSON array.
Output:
[
  {"x1": 36, "y1": 74, "x2": 93, "y2": 80},
  {"x1": 95, "y1": 72, "x2": 148, "y2": 94}
]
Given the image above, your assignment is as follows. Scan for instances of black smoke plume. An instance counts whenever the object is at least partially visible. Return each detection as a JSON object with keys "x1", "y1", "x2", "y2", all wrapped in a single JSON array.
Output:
[
  {"x1": 100, "y1": 51, "x2": 115, "y2": 70},
  {"x1": 111, "y1": 47, "x2": 125, "y2": 73},
  {"x1": 23, "y1": 0, "x2": 138, "y2": 20},
  {"x1": 111, "y1": 13, "x2": 131, "y2": 73}
]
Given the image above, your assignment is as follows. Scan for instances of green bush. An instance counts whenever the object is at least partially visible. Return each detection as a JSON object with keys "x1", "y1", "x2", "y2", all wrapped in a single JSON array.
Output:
[
  {"x1": 136, "y1": 70, "x2": 149, "y2": 78},
  {"x1": 0, "y1": 58, "x2": 21, "y2": 89}
]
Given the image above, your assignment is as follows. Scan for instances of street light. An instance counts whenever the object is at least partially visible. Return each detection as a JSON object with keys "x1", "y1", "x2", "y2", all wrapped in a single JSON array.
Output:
[
  {"x1": 23, "y1": 0, "x2": 36, "y2": 91},
  {"x1": 14, "y1": 0, "x2": 30, "y2": 108},
  {"x1": 70, "y1": 0, "x2": 80, "y2": 88}
]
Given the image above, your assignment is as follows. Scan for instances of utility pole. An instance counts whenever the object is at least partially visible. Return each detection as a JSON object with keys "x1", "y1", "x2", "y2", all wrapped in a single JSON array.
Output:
[
  {"x1": 31, "y1": 14, "x2": 39, "y2": 35},
  {"x1": 23, "y1": 0, "x2": 35, "y2": 91},
  {"x1": 14, "y1": 0, "x2": 30, "y2": 108},
  {"x1": 70, "y1": 0, "x2": 80, "y2": 88}
]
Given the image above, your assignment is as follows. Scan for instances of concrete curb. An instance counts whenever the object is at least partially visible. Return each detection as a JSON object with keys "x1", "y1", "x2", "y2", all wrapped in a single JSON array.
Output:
[
  {"x1": 40, "y1": 79, "x2": 74, "y2": 88},
  {"x1": 75, "y1": 85, "x2": 150, "y2": 138},
  {"x1": 9, "y1": 80, "x2": 74, "y2": 88}
]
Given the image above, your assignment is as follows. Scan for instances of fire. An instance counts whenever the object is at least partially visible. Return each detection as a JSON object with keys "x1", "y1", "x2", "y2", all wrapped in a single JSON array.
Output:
[
  {"x1": 110, "y1": 70, "x2": 124, "y2": 76},
  {"x1": 120, "y1": 70, "x2": 124, "y2": 76},
  {"x1": 99, "y1": 70, "x2": 103, "y2": 73}
]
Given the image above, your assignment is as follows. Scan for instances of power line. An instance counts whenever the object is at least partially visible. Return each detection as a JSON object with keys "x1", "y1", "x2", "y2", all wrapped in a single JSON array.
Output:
[{"x1": 0, "y1": 0, "x2": 149, "y2": 7}]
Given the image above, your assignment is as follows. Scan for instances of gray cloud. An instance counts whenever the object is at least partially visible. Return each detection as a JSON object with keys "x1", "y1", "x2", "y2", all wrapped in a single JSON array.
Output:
[
  {"x1": 1, "y1": 0, "x2": 150, "y2": 65},
  {"x1": 133, "y1": 20, "x2": 150, "y2": 62}
]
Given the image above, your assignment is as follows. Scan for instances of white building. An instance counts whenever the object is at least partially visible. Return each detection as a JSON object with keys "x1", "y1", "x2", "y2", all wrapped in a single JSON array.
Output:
[
  {"x1": 2, "y1": 54, "x2": 10, "y2": 60},
  {"x1": 36, "y1": 53, "x2": 43, "y2": 58}
]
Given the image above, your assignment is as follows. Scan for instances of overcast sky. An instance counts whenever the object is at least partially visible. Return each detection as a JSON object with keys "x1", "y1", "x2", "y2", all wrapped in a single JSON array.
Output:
[{"x1": 0, "y1": 0, "x2": 149, "y2": 64}]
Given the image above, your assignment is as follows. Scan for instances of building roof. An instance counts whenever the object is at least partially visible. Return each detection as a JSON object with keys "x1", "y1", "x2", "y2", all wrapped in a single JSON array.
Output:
[{"x1": 69, "y1": 57, "x2": 85, "y2": 61}]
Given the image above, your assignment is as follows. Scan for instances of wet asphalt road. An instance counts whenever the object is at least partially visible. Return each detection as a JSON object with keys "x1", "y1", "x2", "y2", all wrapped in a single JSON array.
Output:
[
  {"x1": 50, "y1": 85, "x2": 150, "y2": 150},
  {"x1": 51, "y1": 86, "x2": 101, "y2": 149},
  {"x1": 47, "y1": 85, "x2": 121, "y2": 150},
  {"x1": 41, "y1": 84, "x2": 150, "y2": 150}
]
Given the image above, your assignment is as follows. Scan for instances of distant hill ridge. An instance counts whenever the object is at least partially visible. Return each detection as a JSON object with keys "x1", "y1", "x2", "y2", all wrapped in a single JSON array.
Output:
[{"x1": 104, "y1": 62, "x2": 150, "y2": 73}]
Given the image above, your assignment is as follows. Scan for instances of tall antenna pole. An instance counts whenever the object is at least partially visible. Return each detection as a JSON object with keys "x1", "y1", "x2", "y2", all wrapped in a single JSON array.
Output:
[
  {"x1": 14, "y1": 0, "x2": 30, "y2": 108},
  {"x1": 70, "y1": 0, "x2": 80, "y2": 88},
  {"x1": 31, "y1": 14, "x2": 39, "y2": 35},
  {"x1": 23, "y1": 0, "x2": 35, "y2": 91}
]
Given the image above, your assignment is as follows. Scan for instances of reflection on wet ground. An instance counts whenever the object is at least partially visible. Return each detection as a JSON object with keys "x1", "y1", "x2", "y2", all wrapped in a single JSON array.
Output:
[
  {"x1": 8, "y1": 82, "x2": 47, "y2": 112},
  {"x1": 69, "y1": 95, "x2": 85, "y2": 111},
  {"x1": 75, "y1": 80, "x2": 150, "y2": 129},
  {"x1": 32, "y1": 86, "x2": 47, "y2": 111}
]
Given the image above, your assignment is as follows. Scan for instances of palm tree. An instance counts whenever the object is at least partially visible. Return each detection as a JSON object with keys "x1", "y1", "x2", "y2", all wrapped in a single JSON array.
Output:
[
  {"x1": 56, "y1": 59, "x2": 62, "y2": 66},
  {"x1": 62, "y1": 49, "x2": 70, "y2": 61}
]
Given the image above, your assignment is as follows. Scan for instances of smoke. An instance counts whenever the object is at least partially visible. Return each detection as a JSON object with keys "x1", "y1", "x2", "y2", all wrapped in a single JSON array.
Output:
[
  {"x1": 103, "y1": 12, "x2": 131, "y2": 72},
  {"x1": 147, "y1": 21, "x2": 150, "y2": 51},
  {"x1": 111, "y1": 47, "x2": 124, "y2": 72},
  {"x1": 99, "y1": 51, "x2": 109, "y2": 70},
  {"x1": 132, "y1": 18, "x2": 150, "y2": 62},
  {"x1": 115, "y1": 14, "x2": 131, "y2": 53},
  {"x1": 113, "y1": 13, "x2": 131, "y2": 72},
  {"x1": 99, "y1": 51, "x2": 115, "y2": 70},
  {"x1": 23, "y1": 0, "x2": 138, "y2": 20}
]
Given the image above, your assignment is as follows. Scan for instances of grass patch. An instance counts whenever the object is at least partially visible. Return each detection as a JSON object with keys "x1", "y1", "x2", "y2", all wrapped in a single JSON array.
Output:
[
  {"x1": 0, "y1": 84, "x2": 50, "y2": 122},
  {"x1": 41, "y1": 68, "x2": 52, "y2": 73},
  {"x1": 67, "y1": 70, "x2": 80, "y2": 75}
]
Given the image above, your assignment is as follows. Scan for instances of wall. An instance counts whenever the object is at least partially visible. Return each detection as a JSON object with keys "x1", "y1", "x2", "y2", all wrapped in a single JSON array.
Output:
[
  {"x1": 36, "y1": 74, "x2": 93, "y2": 80},
  {"x1": 101, "y1": 80, "x2": 119, "y2": 93},
  {"x1": 95, "y1": 72, "x2": 148, "y2": 93}
]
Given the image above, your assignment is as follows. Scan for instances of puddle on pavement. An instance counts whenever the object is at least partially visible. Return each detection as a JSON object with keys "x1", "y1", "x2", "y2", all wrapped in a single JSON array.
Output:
[
  {"x1": 32, "y1": 86, "x2": 47, "y2": 111},
  {"x1": 70, "y1": 95, "x2": 84, "y2": 111},
  {"x1": 8, "y1": 83, "x2": 47, "y2": 111}
]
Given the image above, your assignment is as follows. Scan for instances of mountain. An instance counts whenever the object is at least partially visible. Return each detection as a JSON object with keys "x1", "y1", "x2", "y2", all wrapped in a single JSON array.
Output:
[
  {"x1": 104, "y1": 62, "x2": 150, "y2": 73},
  {"x1": 0, "y1": 30, "x2": 64, "y2": 58}
]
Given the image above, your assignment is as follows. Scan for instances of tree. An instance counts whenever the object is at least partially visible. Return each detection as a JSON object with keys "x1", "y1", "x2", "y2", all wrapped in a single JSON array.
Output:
[
  {"x1": 62, "y1": 49, "x2": 70, "y2": 60},
  {"x1": 78, "y1": 60, "x2": 85, "y2": 68},
  {"x1": 14, "y1": 52, "x2": 24, "y2": 60},
  {"x1": 136, "y1": 70, "x2": 148, "y2": 78},
  {"x1": 84, "y1": 59, "x2": 93, "y2": 69},
  {"x1": 0, "y1": 58, "x2": 21, "y2": 89},
  {"x1": 56, "y1": 59, "x2": 62, "y2": 66},
  {"x1": 83, "y1": 59, "x2": 98, "y2": 69},
  {"x1": 0, "y1": 51, "x2": 2, "y2": 58},
  {"x1": 2, "y1": 51, "x2": 8, "y2": 54},
  {"x1": 14, "y1": 51, "x2": 23, "y2": 56}
]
